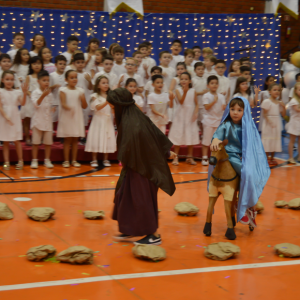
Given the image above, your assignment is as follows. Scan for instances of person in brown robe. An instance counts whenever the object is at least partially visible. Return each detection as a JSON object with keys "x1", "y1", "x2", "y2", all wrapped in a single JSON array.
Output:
[{"x1": 107, "y1": 88, "x2": 176, "y2": 245}]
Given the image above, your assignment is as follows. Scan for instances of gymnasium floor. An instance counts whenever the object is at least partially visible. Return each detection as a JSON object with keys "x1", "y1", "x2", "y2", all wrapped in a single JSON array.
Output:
[{"x1": 0, "y1": 151, "x2": 299, "y2": 299}]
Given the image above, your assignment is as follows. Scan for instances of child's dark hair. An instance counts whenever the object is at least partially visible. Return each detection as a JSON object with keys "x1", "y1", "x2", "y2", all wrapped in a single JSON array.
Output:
[
  {"x1": 13, "y1": 48, "x2": 28, "y2": 66},
  {"x1": 192, "y1": 45, "x2": 202, "y2": 51},
  {"x1": 184, "y1": 49, "x2": 195, "y2": 57},
  {"x1": 30, "y1": 34, "x2": 46, "y2": 51},
  {"x1": 240, "y1": 65, "x2": 251, "y2": 73},
  {"x1": 87, "y1": 38, "x2": 100, "y2": 52},
  {"x1": 159, "y1": 51, "x2": 170, "y2": 58},
  {"x1": 109, "y1": 43, "x2": 119, "y2": 55},
  {"x1": 13, "y1": 32, "x2": 25, "y2": 39},
  {"x1": 125, "y1": 78, "x2": 137, "y2": 87},
  {"x1": 67, "y1": 35, "x2": 79, "y2": 43},
  {"x1": 65, "y1": 69, "x2": 77, "y2": 80},
  {"x1": 0, "y1": 54, "x2": 11, "y2": 62},
  {"x1": 207, "y1": 75, "x2": 218, "y2": 85},
  {"x1": 263, "y1": 75, "x2": 275, "y2": 91},
  {"x1": 93, "y1": 75, "x2": 110, "y2": 94},
  {"x1": 28, "y1": 56, "x2": 44, "y2": 75},
  {"x1": 215, "y1": 59, "x2": 226, "y2": 66},
  {"x1": 112, "y1": 46, "x2": 124, "y2": 55},
  {"x1": 229, "y1": 59, "x2": 240, "y2": 73},
  {"x1": 194, "y1": 62, "x2": 204, "y2": 70},
  {"x1": 230, "y1": 98, "x2": 244, "y2": 109},
  {"x1": 172, "y1": 39, "x2": 182, "y2": 46},
  {"x1": 152, "y1": 74, "x2": 163, "y2": 83},
  {"x1": 240, "y1": 57, "x2": 250, "y2": 64},
  {"x1": 268, "y1": 83, "x2": 280, "y2": 91},
  {"x1": 73, "y1": 53, "x2": 85, "y2": 62},
  {"x1": 0, "y1": 70, "x2": 15, "y2": 88},
  {"x1": 295, "y1": 73, "x2": 300, "y2": 81},
  {"x1": 234, "y1": 76, "x2": 250, "y2": 95},
  {"x1": 143, "y1": 41, "x2": 152, "y2": 47},
  {"x1": 38, "y1": 70, "x2": 49, "y2": 80},
  {"x1": 103, "y1": 55, "x2": 114, "y2": 62},
  {"x1": 132, "y1": 50, "x2": 142, "y2": 57},
  {"x1": 151, "y1": 66, "x2": 162, "y2": 73},
  {"x1": 176, "y1": 62, "x2": 187, "y2": 76},
  {"x1": 138, "y1": 43, "x2": 148, "y2": 50},
  {"x1": 55, "y1": 55, "x2": 67, "y2": 64},
  {"x1": 180, "y1": 72, "x2": 192, "y2": 88},
  {"x1": 38, "y1": 47, "x2": 52, "y2": 63}
]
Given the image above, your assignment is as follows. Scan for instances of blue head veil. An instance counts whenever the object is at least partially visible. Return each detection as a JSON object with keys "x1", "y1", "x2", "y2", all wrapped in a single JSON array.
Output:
[{"x1": 207, "y1": 96, "x2": 270, "y2": 222}]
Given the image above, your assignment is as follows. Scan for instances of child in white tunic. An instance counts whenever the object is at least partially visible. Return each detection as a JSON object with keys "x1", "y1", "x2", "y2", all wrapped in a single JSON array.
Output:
[
  {"x1": 125, "y1": 78, "x2": 144, "y2": 111},
  {"x1": 286, "y1": 82, "x2": 300, "y2": 164},
  {"x1": 11, "y1": 48, "x2": 30, "y2": 83},
  {"x1": 57, "y1": 70, "x2": 87, "y2": 168},
  {"x1": 85, "y1": 75, "x2": 116, "y2": 168},
  {"x1": 147, "y1": 75, "x2": 173, "y2": 134},
  {"x1": 23, "y1": 56, "x2": 44, "y2": 145},
  {"x1": 168, "y1": 72, "x2": 199, "y2": 166},
  {"x1": 30, "y1": 71, "x2": 54, "y2": 169},
  {"x1": 0, "y1": 71, "x2": 28, "y2": 170},
  {"x1": 228, "y1": 59, "x2": 241, "y2": 100},
  {"x1": 261, "y1": 83, "x2": 286, "y2": 165}
]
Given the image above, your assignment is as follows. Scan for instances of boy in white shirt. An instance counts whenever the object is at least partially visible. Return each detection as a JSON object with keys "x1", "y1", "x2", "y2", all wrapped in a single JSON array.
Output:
[
  {"x1": 192, "y1": 62, "x2": 208, "y2": 134},
  {"x1": 117, "y1": 57, "x2": 144, "y2": 93},
  {"x1": 184, "y1": 49, "x2": 196, "y2": 77},
  {"x1": 169, "y1": 39, "x2": 185, "y2": 70},
  {"x1": 158, "y1": 51, "x2": 175, "y2": 90},
  {"x1": 0, "y1": 54, "x2": 20, "y2": 88},
  {"x1": 133, "y1": 50, "x2": 149, "y2": 85},
  {"x1": 7, "y1": 32, "x2": 25, "y2": 61},
  {"x1": 143, "y1": 41, "x2": 157, "y2": 71},
  {"x1": 50, "y1": 55, "x2": 67, "y2": 123},
  {"x1": 138, "y1": 43, "x2": 153, "y2": 81},
  {"x1": 148, "y1": 75, "x2": 174, "y2": 133},
  {"x1": 112, "y1": 46, "x2": 126, "y2": 78},
  {"x1": 201, "y1": 75, "x2": 226, "y2": 165},
  {"x1": 204, "y1": 55, "x2": 217, "y2": 78},
  {"x1": 289, "y1": 72, "x2": 300, "y2": 101},
  {"x1": 62, "y1": 36, "x2": 79, "y2": 65},
  {"x1": 30, "y1": 70, "x2": 54, "y2": 169},
  {"x1": 192, "y1": 46, "x2": 202, "y2": 66},
  {"x1": 215, "y1": 59, "x2": 230, "y2": 103},
  {"x1": 94, "y1": 55, "x2": 118, "y2": 89}
]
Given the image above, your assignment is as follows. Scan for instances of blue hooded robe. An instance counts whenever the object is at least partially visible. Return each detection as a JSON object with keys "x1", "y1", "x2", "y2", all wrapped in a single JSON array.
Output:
[{"x1": 207, "y1": 96, "x2": 270, "y2": 222}]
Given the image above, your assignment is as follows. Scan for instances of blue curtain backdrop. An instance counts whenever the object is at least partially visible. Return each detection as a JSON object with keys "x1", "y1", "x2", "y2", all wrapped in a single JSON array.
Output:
[{"x1": 0, "y1": 7, "x2": 281, "y2": 123}]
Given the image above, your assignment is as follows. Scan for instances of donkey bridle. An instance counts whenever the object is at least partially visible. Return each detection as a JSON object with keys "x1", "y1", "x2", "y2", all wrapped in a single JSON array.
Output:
[{"x1": 211, "y1": 157, "x2": 238, "y2": 182}]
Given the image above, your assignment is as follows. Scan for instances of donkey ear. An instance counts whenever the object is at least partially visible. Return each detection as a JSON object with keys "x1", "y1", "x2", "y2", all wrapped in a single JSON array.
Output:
[{"x1": 222, "y1": 139, "x2": 229, "y2": 147}]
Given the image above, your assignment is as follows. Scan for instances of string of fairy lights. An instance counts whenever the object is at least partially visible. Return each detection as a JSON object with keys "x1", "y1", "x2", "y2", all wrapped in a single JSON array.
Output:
[{"x1": 0, "y1": 7, "x2": 281, "y2": 122}]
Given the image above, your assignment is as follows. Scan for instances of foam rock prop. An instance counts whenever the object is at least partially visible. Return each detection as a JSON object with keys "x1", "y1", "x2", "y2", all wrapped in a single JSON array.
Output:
[
  {"x1": 288, "y1": 198, "x2": 300, "y2": 210},
  {"x1": 0, "y1": 202, "x2": 14, "y2": 220},
  {"x1": 204, "y1": 242, "x2": 240, "y2": 261},
  {"x1": 174, "y1": 202, "x2": 199, "y2": 216},
  {"x1": 255, "y1": 201, "x2": 264, "y2": 214},
  {"x1": 274, "y1": 201, "x2": 288, "y2": 208},
  {"x1": 274, "y1": 243, "x2": 300, "y2": 258},
  {"x1": 26, "y1": 245, "x2": 56, "y2": 261},
  {"x1": 27, "y1": 207, "x2": 55, "y2": 222},
  {"x1": 132, "y1": 244, "x2": 166, "y2": 262},
  {"x1": 56, "y1": 246, "x2": 94, "y2": 264},
  {"x1": 84, "y1": 210, "x2": 105, "y2": 220}
]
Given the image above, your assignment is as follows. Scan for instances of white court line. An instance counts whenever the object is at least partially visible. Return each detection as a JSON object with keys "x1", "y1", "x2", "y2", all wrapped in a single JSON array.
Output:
[
  {"x1": 91, "y1": 175, "x2": 109, "y2": 177},
  {"x1": 178, "y1": 172, "x2": 195, "y2": 174},
  {"x1": 20, "y1": 177, "x2": 38, "y2": 179},
  {"x1": 0, "y1": 260, "x2": 299, "y2": 292},
  {"x1": 76, "y1": 175, "x2": 86, "y2": 177},
  {"x1": 44, "y1": 176, "x2": 62, "y2": 178},
  {"x1": 0, "y1": 177, "x2": 14, "y2": 180}
]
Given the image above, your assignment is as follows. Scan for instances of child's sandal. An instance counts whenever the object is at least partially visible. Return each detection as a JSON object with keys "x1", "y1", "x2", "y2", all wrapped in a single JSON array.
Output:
[
  {"x1": 186, "y1": 157, "x2": 197, "y2": 165},
  {"x1": 15, "y1": 161, "x2": 24, "y2": 170},
  {"x1": 3, "y1": 162, "x2": 10, "y2": 170},
  {"x1": 172, "y1": 157, "x2": 179, "y2": 166}
]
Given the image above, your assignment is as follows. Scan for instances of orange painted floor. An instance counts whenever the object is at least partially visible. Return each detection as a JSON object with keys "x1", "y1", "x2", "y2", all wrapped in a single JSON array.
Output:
[{"x1": 0, "y1": 159, "x2": 299, "y2": 299}]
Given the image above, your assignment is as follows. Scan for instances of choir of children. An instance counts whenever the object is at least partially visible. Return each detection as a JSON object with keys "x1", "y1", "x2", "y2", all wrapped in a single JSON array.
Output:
[{"x1": 0, "y1": 33, "x2": 295, "y2": 169}]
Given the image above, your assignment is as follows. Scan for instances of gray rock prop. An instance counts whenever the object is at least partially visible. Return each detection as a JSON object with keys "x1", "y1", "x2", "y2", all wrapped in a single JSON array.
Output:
[
  {"x1": 255, "y1": 201, "x2": 264, "y2": 214},
  {"x1": 27, "y1": 245, "x2": 56, "y2": 261},
  {"x1": 204, "y1": 242, "x2": 240, "y2": 261},
  {"x1": 287, "y1": 198, "x2": 300, "y2": 210},
  {"x1": 26, "y1": 207, "x2": 55, "y2": 222},
  {"x1": 174, "y1": 202, "x2": 199, "y2": 216},
  {"x1": 274, "y1": 201, "x2": 288, "y2": 208},
  {"x1": 132, "y1": 244, "x2": 166, "y2": 262},
  {"x1": 56, "y1": 246, "x2": 94, "y2": 264},
  {"x1": 274, "y1": 243, "x2": 300, "y2": 258},
  {"x1": 0, "y1": 202, "x2": 14, "y2": 220},
  {"x1": 83, "y1": 210, "x2": 105, "y2": 220}
]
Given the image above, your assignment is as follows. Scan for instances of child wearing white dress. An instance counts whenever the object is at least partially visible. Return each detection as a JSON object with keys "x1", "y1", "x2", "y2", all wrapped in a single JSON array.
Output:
[
  {"x1": 90, "y1": 48, "x2": 106, "y2": 79},
  {"x1": 23, "y1": 56, "x2": 44, "y2": 145},
  {"x1": 85, "y1": 75, "x2": 116, "y2": 168},
  {"x1": 287, "y1": 82, "x2": 300, "y2": 164},
  {"x1": 125, "y1": 78, "x2": 144, "y2": 111},
  {"x1": 228, "y1": 59, "x2": 241, "y2": 100},
  {"x1": 148, "y1": 75, "x2": 173, "y2": 134},
  {"x1": 11, "y1": 48, "x2": 30, "y2": 83},
  {"x1": 168, "y1": 72, "x2": 199, "y2": 165},
  {"x1": 84, "y1": 38, "x2": 100, "y2": 73},
  {"x1": 30, "y1": 71, "x2": 54, "y2": 169},
  {"x1": 233, "y1": 76, "x2": 259, "y2": 107},
  {"x1": 39, "y1": 47, "x2": 56, "y2": 74},
  {"x1": 261, "y1": 83, "x2": 286, "y2": 165},
  {"x1": 57, "y1": 70, "x2": 87, "y2": 168},
  {"x1": 0, "y1": 71, "x2": 28, "y2": 170},
  {"x1": 29, "y1": 34, "x2": 46, "y2": 57}
]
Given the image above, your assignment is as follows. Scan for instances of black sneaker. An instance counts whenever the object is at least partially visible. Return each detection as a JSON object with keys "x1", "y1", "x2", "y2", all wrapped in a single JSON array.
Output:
[
  {"x1": 134, "y1": 234, "x2": 162, "y2": 245},
  {"x1": 113, "y1": 233, "x2": 134, "y2": 240}
]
